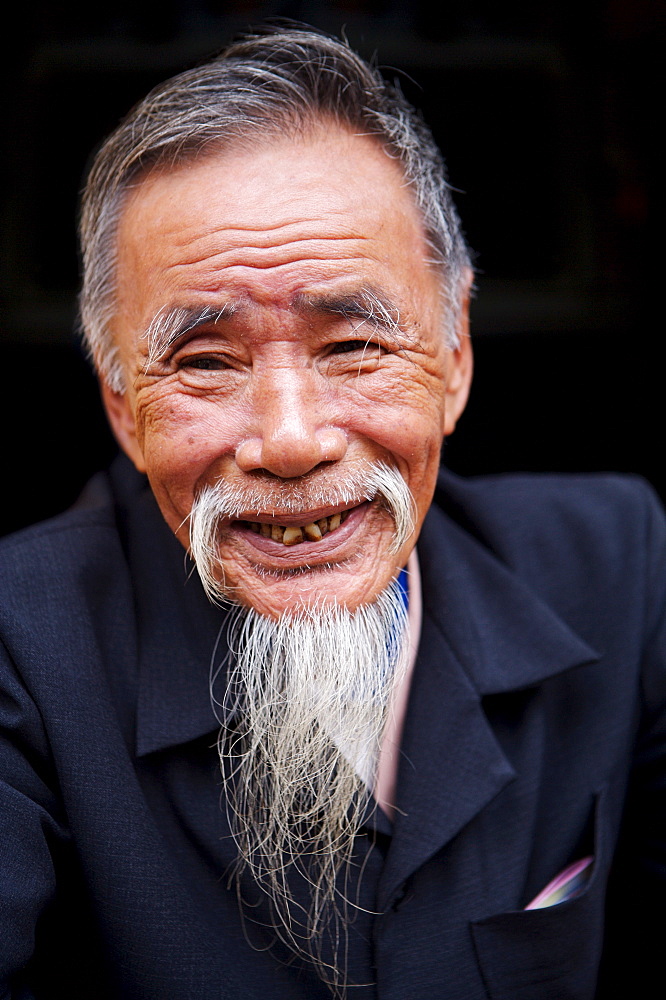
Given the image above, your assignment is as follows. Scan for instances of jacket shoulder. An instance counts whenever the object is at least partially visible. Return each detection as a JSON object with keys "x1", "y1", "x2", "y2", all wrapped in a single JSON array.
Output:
[
  {"x1": 436, "y1": 468, "x2": 663, "y2": 552},
  {"x1": 0, "y1": 473, "x2": 120, "y2": 593},
  {"x1": 0, "y1": 462, "x2": 154, "y2": 651},
  {"x1": 434, "y1": 470, "x2": 666, "y2": 623}
]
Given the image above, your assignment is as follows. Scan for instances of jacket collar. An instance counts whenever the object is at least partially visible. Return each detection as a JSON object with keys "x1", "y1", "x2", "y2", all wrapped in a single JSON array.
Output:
[
  {"x1": 115, "y1": 466, "x2": 227, "y2": 758},
  {"x1": 128, "y1": 464, "x2": 598, "y2": 761}
]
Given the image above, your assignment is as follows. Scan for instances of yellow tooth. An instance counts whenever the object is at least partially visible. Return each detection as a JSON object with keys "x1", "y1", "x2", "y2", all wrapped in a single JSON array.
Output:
[{"x1": 251, "y1": 512, "x2": 347, "y2": 541}]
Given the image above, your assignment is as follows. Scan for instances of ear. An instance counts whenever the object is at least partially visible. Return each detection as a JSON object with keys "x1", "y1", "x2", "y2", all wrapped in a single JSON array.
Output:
[
  {"x1": 100, "y1": 381, "x2": 147, "y2": 473},
  {"x1": 443, "y1": 269, "x2": 474, "y2": 438}
]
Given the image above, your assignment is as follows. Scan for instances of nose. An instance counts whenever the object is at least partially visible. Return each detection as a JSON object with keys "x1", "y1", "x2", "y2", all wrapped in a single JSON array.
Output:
[{"x1": 235, "y1": 365, "x2": 347, "y2": 478}]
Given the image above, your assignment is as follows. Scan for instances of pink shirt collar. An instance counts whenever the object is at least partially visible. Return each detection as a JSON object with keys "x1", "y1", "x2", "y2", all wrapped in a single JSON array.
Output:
[{"x1": 374, "y1": 547, "x2": 422, "y2": 819}]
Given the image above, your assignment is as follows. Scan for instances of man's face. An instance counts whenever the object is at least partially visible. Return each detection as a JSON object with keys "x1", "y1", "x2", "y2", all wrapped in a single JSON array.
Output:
[{"x1": 104, "y1": 124, "x2": 472, "y2": 617}]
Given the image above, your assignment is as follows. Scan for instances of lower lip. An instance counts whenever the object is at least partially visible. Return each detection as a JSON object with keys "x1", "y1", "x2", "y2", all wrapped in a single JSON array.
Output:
[{"x1": 231, "y1": 501, "x2": 371, "y2": 561}]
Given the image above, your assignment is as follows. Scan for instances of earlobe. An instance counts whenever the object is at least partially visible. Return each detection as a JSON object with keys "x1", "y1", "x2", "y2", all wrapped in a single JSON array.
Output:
[{"x1": 100, "y1": 381, "x2": 147, "y2": 472}]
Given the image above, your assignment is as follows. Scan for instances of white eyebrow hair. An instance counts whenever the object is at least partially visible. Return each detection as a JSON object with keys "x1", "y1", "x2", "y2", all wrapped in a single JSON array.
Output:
[
  {"x1": 294, "y1": 286, "x2": 402, "y2": 340},
  {"x1": 143, "y1": 303, "x2": 236, "y2": 367}
]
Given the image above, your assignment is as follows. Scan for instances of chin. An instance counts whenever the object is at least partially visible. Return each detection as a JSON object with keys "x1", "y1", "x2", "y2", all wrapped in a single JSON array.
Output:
[{"x1": 226, "y1": 556, "x2": 404, "y2": 620}]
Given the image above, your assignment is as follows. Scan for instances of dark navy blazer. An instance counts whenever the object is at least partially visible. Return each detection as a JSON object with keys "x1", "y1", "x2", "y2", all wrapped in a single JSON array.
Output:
[{"x1": 0, "y1": 458, "x2": 664, "y2": 999}]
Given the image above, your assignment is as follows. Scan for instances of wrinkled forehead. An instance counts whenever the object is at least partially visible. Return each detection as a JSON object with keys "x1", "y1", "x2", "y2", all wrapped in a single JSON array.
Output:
[
  {"x1": 114, "y1": 117, "x2": 429, "y2": 263},
  {"x1": 112, "y1": 124, "x2": 443, "y2": 335}
]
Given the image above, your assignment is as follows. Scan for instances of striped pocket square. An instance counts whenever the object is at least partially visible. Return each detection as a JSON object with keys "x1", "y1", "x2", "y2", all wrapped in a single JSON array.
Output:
[{"x1": 525, "y1": 856, "x2": 594, "y2": 910}]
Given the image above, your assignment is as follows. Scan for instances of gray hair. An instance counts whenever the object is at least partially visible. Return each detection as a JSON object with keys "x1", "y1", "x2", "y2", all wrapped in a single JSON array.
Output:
[{"x1": 78, "y1": 24, "x2": 472, "y2": 392}]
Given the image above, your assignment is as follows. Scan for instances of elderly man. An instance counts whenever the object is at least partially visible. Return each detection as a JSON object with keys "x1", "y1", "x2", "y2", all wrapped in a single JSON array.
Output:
[{"x1": 0, "y1": 25, "x2": 664, "y2": 1000}]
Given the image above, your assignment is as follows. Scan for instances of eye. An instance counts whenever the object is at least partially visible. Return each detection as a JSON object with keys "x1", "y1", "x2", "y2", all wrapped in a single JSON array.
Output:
[
  {"x1": 328, "y1": 339, "x2": 384, "y2": 356},
  {"x1": 178, "y1": 355, "x2": 229, "y2": 371}
]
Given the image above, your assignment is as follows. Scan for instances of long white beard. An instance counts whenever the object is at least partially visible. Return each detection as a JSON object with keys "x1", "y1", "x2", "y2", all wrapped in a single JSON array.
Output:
[
  {"x1": 188, "y1": 462, "x2": 415, "y2": 994},
  {"x1": 217, "y1": 584, "x2": 410, "y2": 995}
]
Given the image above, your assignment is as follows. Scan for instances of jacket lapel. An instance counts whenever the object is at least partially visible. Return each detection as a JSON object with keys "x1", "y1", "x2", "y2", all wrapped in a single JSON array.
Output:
[{"x1": 378, "y1": 495, "x2": 599, "y2": 910}]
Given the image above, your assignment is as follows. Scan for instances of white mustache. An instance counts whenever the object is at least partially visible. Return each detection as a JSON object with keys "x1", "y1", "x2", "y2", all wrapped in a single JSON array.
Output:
[
  {"x1": 188, "y1": 461, "x2": 416, "y2": 605},
  {"x1": 196, "y1": 462, "x2": 409, "y2": 519}
]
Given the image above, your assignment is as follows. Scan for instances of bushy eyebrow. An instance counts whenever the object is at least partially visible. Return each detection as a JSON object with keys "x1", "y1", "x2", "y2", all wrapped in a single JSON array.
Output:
[
  {"x1": 143, "y1": 303, "x2": 236, "y2": 366},
  {"x1": 294, "y1": 286, "x2": 402, "y2": 341}
]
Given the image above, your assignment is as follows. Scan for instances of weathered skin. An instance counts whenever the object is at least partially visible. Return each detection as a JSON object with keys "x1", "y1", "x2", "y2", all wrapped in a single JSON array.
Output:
[{"x1": 103, "y1": 124, "x2": 473, "y2": 617}]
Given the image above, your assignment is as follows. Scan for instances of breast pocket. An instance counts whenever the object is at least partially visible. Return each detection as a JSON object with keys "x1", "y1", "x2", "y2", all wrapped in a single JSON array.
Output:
[{"x1": 470, "y1": 788, "x2": 608, "y2": 1000}]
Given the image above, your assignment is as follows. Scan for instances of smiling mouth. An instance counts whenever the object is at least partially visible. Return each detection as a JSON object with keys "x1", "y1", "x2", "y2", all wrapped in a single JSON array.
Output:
[{"x1": 241, "y1": 509, "x2": 350, "y2": 546}]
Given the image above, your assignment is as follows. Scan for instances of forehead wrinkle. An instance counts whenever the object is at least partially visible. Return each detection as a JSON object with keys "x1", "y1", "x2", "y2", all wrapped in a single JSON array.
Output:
[
  {"x1": 170, "y1": 226, "x2": 372, "y2": 250},
  {"x1": 161, "y1": 245, "x2": 371, "y2": 279}
]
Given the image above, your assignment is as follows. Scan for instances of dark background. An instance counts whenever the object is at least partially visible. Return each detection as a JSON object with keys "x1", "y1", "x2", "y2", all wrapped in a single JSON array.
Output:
[{"x1": 1, "y1": 1, "x2": 662, "y2": 536}]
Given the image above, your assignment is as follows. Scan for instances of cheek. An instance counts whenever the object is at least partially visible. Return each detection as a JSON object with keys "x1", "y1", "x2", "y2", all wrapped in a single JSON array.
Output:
[
  {"x1": 343, "y1": 382, "x2": 446, "y2": 470},
  {"x1": 348, "y1": 380, "x2": 446, "y2": 513},
  {"x1": 137, "y1": 394, "x2": 240, "y2": 493}
]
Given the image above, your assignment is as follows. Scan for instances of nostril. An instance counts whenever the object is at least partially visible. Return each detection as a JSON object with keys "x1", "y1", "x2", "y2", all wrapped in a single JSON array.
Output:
[
  {"x1": 234, "y1": 436, "x2": 264, "y2": 472},
  {"x1": 316, "y1": 426, "x2": 348, "y2": 463}
]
